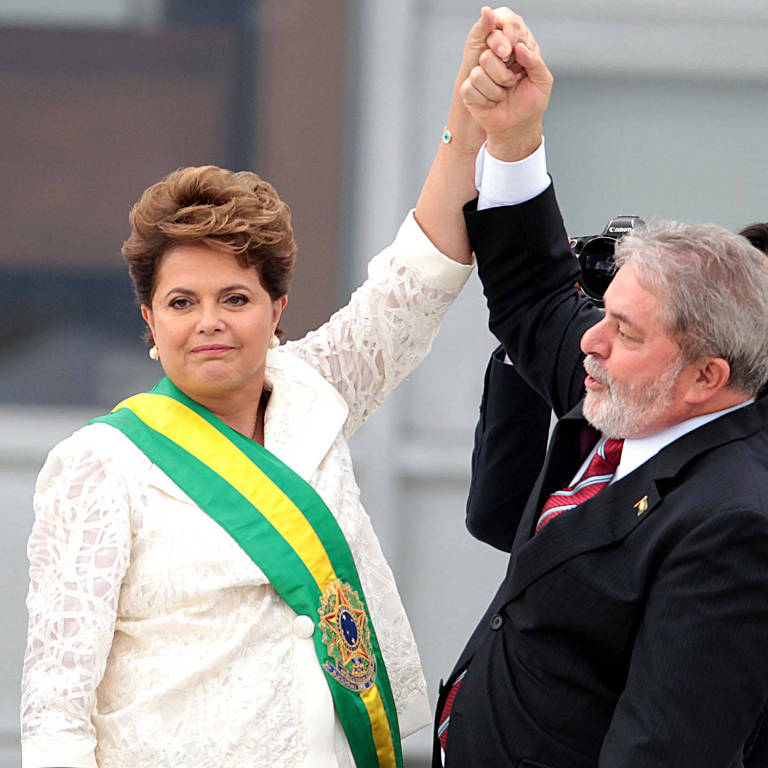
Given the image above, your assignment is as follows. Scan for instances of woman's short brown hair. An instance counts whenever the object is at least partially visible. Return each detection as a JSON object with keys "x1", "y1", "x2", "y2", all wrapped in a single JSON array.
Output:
[{"x1": 122, "y1": 165, "x2": 296, "y2": 307}]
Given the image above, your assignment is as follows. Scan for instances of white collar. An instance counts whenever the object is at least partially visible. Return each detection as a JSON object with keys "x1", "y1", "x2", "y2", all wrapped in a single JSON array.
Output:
[
  {"x1": 612, "y1": 397, "x2": 755, "y2": 481},
  {"x1": 262, "y1": 347, "x2": 349, "y2": 482},
  {"x1": 570, "y1": 398, "x2": 755, "y2": 486}
]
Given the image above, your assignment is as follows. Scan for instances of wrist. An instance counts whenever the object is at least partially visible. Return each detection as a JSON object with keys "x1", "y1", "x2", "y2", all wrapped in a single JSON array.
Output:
[
  {"x1": 442, "y1": 70, "x2": 487, "y2": 154},
  {"x1": 442, "y1": 109, "x2": 486, "y2": 154},
  {"x1": 486, "y1": 123, "x2": 543, "y2": 163}
]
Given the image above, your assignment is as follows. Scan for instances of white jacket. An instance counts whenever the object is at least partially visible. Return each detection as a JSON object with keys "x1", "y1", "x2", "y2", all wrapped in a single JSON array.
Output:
[{"x1": 21, "y1": 213, "x2": 473, "y2": 768}]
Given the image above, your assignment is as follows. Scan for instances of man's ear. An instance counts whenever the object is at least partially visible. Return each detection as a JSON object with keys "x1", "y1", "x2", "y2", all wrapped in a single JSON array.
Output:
[{"x1": 684, "y1": 357, "x2": 732, "y2": 405}]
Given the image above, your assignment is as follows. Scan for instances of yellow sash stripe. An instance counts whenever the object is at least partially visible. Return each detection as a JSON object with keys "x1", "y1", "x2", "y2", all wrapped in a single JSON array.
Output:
[
  {"x1": 362, "y1": 685, "x2": 397, "y2": 768},
  {"x1": 116, "y1": 393, "x2": 337, "y2": 589}
]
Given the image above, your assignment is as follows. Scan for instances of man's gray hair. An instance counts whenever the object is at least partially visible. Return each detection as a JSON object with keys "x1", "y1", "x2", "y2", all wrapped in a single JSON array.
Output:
[{"x1": 614, "y1": 221, "x2": 768, "y2": 395}]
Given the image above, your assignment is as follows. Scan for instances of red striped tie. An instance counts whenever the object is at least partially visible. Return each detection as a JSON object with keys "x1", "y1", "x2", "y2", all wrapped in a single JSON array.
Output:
[
  {"x1": 536, "y1": 437, "x2": 624, "y2": 533},
  {"x1": 437, "y1": 669, "x2": 467, "y2": 752}
]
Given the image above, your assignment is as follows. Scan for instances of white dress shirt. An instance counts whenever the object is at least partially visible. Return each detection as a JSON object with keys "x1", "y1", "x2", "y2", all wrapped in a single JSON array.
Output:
[{"x1": 578, "y1": 399, "x2": 754, "y2": 486}]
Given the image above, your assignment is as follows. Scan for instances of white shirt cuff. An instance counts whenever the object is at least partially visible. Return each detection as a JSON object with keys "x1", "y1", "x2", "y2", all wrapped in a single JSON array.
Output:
[{"x1": 476, "y1": 138, "x2": 550, "y2": 210}]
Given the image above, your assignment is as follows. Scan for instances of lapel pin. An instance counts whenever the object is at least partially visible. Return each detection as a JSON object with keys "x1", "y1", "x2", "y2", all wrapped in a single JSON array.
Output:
[{"x1": 634, "y1": 496, "x2": 649, "y2": 516}]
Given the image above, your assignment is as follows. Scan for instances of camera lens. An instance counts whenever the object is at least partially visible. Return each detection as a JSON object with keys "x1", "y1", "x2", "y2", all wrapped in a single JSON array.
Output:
[{"x1": 579, "y1": 236, "x2": 617, "y2": 302}]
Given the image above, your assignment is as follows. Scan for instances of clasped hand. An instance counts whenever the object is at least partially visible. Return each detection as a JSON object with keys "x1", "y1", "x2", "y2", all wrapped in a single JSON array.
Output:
[{"x1": 461, "y1": 6, "x2": 554, "y2": 161}]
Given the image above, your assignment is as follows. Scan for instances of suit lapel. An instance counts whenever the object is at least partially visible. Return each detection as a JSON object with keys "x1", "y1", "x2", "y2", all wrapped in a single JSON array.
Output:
[
  {"x1": 508, "y1": 464, "x2": 662, "y2": 599},
  {"x1": 505, "y1": 395, "x2": 768, "y2": 600}
]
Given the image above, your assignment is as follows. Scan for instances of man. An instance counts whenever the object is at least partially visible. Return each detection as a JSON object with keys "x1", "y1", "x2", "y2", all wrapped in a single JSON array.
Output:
[
  {"x1": 435, "y1": 12, "x2": 768, "y2": 768},
  {"x1": 466, "y1": 223, "x2": 768, "y2": 551}
]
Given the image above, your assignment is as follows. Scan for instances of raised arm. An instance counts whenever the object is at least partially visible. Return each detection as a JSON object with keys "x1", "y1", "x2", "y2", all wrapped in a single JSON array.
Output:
[
  {"x1": 461, "y1": 12, "x2": 586, "y2": 551},
  {"x1": 290, "y1": 9, "x2": 550, "y2": 433},
  {"x1": 414, "y1": 6, "x2": 541, "y2": 264}
]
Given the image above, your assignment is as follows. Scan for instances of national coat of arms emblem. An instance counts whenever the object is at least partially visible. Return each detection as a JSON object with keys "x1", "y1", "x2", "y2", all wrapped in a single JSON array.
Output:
[{"x1": 318, "y1": 579, "x2": 377, "y2": 692}]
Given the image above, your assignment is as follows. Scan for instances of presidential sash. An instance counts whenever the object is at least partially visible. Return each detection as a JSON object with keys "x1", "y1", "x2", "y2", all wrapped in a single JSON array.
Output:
[{"x1": 91, "y1": 376, "x2": 403, "y2": 768}]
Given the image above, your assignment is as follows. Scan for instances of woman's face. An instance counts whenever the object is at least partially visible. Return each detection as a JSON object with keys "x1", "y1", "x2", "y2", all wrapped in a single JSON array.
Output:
[{"x1": 141, "y1": 243, "x2": 286, "y2": 403}]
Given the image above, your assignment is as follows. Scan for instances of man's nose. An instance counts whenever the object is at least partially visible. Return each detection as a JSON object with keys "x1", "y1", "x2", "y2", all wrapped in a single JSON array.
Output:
[{"x1": 581, "y1": 318, "x2": 609, "y2": 359}]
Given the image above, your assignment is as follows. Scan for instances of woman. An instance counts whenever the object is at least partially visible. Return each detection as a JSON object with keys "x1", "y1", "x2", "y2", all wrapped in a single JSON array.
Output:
[
  {"x1": 23, "y1": 163, "x2": 466, "y2": 768},
  {"x1": 22, "y1": 167, "x2": 465, "y2": 767},
  {"x1": 20, "y1": 10, "x2": 528, "y2": 766}
]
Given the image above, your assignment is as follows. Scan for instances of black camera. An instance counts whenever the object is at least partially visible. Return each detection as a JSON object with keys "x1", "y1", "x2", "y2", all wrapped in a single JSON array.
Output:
[{"x1": 570, "y1": 215, "x2": 645, "y2": 303}]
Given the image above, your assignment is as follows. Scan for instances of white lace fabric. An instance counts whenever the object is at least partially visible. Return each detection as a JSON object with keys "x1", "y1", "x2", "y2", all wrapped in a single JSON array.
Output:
[{"x1": 21, "y1": 212, "x2": 473, "y2": 768}]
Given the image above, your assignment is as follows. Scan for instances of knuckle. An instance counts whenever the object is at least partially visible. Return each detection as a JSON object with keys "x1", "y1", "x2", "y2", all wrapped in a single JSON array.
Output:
[{"x1": 486, "y1": 29, "x2": 503, "y2": 46}]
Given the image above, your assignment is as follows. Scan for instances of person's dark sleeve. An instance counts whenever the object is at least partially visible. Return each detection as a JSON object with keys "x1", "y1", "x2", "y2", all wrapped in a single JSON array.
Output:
[
  {"x1": 464, "y1": 183, "x2": 603, "y2": 417},
  {"x1": 598, "y1": 509, "x2": 768, "y2": 766},
  {"x1": 466, "y1": 347, "x2": 551, "y2": 551}
]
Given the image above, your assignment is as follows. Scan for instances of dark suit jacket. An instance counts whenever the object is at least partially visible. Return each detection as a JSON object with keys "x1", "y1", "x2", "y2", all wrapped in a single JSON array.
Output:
[
  {"x1": 466, "y1": 348, "x2": 553, "y2": 551},
  {"x1": 436, "y1": 183, "x2": 768, "y2": 768}
]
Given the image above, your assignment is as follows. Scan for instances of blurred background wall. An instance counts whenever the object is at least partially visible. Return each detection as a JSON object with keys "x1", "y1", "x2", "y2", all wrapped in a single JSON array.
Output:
[{"x1": 1, "y1": 0, "x2": 767, "y2": 765}]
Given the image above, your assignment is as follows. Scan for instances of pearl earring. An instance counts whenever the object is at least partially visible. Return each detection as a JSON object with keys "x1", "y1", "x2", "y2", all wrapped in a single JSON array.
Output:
[
  {"x1": 269, "y1": 335, "x2": 280, "y2": 349},
  {"x1": 149, "y1": 345, "x2": 159, "y2": 361}
]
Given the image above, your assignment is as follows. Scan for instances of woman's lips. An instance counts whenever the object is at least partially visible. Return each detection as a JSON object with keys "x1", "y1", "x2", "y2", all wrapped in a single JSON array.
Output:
[{"x1": 191, "y1": 344, "x2": 234, "y2": 354}]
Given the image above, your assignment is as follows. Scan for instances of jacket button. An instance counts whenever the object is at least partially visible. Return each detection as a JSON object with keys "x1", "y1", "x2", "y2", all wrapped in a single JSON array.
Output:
[
  {"x1": 293, "y1": 615, "x2": 315, "y2": 638},
  {"x1": 490, "y1": 613, "x2": 504, "y2": 630}
]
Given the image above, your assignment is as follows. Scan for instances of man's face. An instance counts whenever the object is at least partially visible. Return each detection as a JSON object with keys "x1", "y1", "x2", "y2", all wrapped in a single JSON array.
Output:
[{"x1": 579, "y1": 263, "x2": 695, "y2": 438}]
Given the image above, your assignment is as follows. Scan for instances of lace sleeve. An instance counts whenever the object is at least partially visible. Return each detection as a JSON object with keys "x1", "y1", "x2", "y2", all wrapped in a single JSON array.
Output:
[
  {"x1": 21, "y1": 429, "x2": 133, "y2": 767},
  {"x1": 287, "y1": 212, "x2": 473, "y2": 436}
]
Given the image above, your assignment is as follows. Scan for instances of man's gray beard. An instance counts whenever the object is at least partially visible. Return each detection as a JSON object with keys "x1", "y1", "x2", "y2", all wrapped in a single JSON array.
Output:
[{"x1": 582, "y1": 354, "x2": 683, "y2": 438}]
